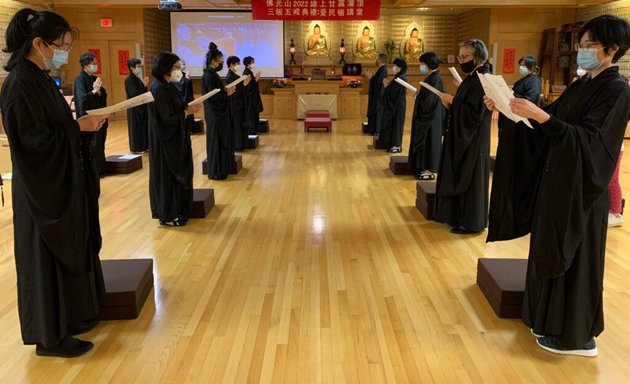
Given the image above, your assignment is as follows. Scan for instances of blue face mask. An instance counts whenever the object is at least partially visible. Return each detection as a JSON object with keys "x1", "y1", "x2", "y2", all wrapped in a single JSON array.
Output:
[
  {"x1": 42, "y1": 47, "x2": 69, "y2": 70},
  {"x1": 577, "y1": 49, "x2": 602, "y2": 71},
  {"x1": 419, "y1": 64, "x2": 429, "y2": 74}
]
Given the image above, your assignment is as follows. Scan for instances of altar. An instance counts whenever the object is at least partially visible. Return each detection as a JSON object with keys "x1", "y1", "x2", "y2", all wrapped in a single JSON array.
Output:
[{"x1": 270, "y1": 80, "x2": 364, "y2": 120}]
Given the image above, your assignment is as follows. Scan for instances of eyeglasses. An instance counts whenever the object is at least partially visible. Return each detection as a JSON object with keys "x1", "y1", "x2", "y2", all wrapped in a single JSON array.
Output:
[
  {"x1": 45, "y1": 41, "x2": 73, "y2": 52},
  {"x1": 457, "y1": 54, "x2": 473, "y2": 63},
  {"x1": 575, "y1": 42, "x2": 603, "y2": 51}
]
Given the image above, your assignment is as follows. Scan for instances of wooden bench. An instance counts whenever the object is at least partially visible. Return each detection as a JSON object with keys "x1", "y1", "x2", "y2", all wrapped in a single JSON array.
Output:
[
  {"x1": 362, "y1": 121, "x2": 370, "y2": 134},
  {"x1": 477, "y1": 258, "x2": 527, "y2": 318},
  {"x1": 372, "y1": 135, "x2": 388, "y2": 149},
  {"x1": 415, "y1": 181, "x2": 436, "y2": 220}
]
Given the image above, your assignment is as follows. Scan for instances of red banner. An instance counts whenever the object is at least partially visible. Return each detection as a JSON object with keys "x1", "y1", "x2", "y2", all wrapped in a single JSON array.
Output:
[
  {"x1": 118, "y1": 50, "x2": 130, "y2": 76},
  {"x1": 87, "y1": 48, "x2": 102, "y2": 75},
  {"x1": 502, "y1": 48, "x2": 516, "y2": 74},
  {"x1": 252, "y1": 0, "x2": 380, "y2": 20}
]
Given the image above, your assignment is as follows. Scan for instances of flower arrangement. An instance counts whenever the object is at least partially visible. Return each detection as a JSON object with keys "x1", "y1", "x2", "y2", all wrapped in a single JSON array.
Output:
[
  {"x1": 347, "y1": 79, "x2": 362, "y2": 88},
  {"x1": 273, "y1": 78, "x2": 288, "y2": 88},
  {"x1": 383, "y1": 39, "x2": 396, "y2": 51}
]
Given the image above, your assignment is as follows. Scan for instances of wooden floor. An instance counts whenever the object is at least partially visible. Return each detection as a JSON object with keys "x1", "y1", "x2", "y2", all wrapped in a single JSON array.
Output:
[{"x1": 1, "y1": 116, "x2": 630, "y2": 383}]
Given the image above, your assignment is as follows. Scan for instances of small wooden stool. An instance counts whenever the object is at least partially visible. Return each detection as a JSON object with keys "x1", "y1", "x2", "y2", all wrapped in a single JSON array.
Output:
[
  {"x1": 247, "y1": 135, "x2": 259, "y2": 149},
  {"x1": 389, "y1": 156, "x2": 415, "y2": 175},
  {"x1": 258, "y1": 119, "x2": 269, "y2": 133},
  {"x1": 415, "y1": 181, "x2": 436, "y2": 220},
  {"x1": 372, "y1": 135, "x2": 388, "y2": 150},
  {"x1": 476, "y1": 258, "x2": 527, "y2": 318},
  {"x1": 105, "y1": 155, "x2": 143, "y2": 174},
  {"x1": 99, "y1": 258, "x2": 154, "y2": 320},
  {"x1": 190, "y1": 189, "x2": 215, "y2": 218},
  {"x1": 191, "y1": 119, "x2": 204, "y2": 134}
]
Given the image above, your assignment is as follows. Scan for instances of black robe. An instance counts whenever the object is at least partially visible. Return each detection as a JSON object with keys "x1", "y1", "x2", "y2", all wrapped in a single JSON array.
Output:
[
  {"x1": 174, "y1": 74, "x2": 195, "y2": 137},
  {"x1": 488, "y1": 67, "x2": 630, "y2": 348},
  {"x1": 226, "y1": 70, "x2": 248, "y2": 150},
  {"x1": 0, "y1": 60, "x2": 104, "y2": 348},
  {"x1": 434, "y1": 65, "x2": 492, "y2": 231},
  {"x1": 202, "y1": 67, "x2": 235, "y2": 180},
  {"x1": 378, "y1": 73, "x2": 407, "y2": 148},
  {"x1": 488, "y1": 73, "x2": 543, "y2": 241},
  {"x1": 147, "y1": 79, "x2": 193, "y2": 222},
  {"x1": 408, "y1": 70, "x2": 445, "y2": 173},
  {"x1": 367, "y1": 65, "x2": 387, "y2": 135},
  {"x1": 74, "y1": 70, "x2": 108, "y2": 175},
  {"x1": 124, "y1": 73, "x2": 149, "y2": 152},
  {"x1": 243, "y1": 67, "x2": 264, "y2": 135}
]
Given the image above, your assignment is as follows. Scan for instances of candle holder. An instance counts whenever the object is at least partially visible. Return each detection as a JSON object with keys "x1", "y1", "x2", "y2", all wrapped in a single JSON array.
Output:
[
  {"x1": 339, "y1": 39, "x2": 346, "y2": 65},
  {"x1": 289, "y1": 38, "x2": 297, "y2": 65}
]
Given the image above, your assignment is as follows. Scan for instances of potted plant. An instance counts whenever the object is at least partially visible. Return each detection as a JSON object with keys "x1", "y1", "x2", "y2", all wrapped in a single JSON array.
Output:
[{"x1": 383, "y1": 39, "x2": 396, "y2": 62}]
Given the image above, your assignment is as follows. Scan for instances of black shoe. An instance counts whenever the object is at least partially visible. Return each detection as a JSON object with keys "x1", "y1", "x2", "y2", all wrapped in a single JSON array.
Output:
[
  {"x1": 536, "y1": 336, "x2": 598, "y2": 357},
  {"x1": 159, "y1": 217, "x2": 187, "y2": 227},
  {"x1": 36, "y1": 335, "x2": 94, "y2": 358},
  {"x1": 68, "y1": 317, "x2": 99, "y2": 335}
]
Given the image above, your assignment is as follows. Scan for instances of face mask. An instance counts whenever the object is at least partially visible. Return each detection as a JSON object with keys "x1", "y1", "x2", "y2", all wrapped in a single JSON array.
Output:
[
  {"x1": 577, "y1": 49, "x2": 602, "y2": 71},
  {"x1": 233, "y1": 64, "x2": 241, "y2": 72},
  {"x1": 459, "y1": 60, "x2": 476, "y2": 74},
  {"x1": 181, "y1": 66, "x2": 187, "y2": 73},
  {"x1": 87, "y1": 64, "x2": 98, "y2": 73},
  {"x1": 216, "y1": 62, "x2": 224, "y2": 72},
  {"x1": 576, "y1": 68, "x2": 587, "y2": 77},
  {"x1": 170, "y1": 69, "x2": 183, "y2": 83},
  {"x1": 40, "y1": 46, "x2": 69, "y2": 70},
  {"x1": 519, "y1": 66, "x2": 529, "y2": 76},
  {"x1": 419, "y1": 64, "x2": 429, "y2": 74},
  {"x1": 391, "y1": 65, "x2": 399, "y2": 74}
]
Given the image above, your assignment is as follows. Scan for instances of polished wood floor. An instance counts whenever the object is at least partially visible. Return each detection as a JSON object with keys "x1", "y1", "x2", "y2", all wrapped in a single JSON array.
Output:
[{"x1": 1, "y1": 115, "x2": 630, "y2": 383}]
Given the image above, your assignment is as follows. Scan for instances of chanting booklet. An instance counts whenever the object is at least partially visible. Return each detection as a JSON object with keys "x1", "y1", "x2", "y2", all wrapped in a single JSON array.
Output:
[
  {"x1": 189, "y1": 88, "x2": 220, "y2": 106},
  {"x1": 226, "y1": 75, "x2": 248, "y2": 89},
  {"x1": 449, "y1": 67, "x2": 463, "y2": 84},
  {"x1": 394, "y1": 77, "x2": 418, "y2": 93},
  {"x1": 419, "y1": 81, "x2": 443, "y2": 97},
  {"x1": 86, "y1": 92, "x2": 154, "y2": 115},
  {"x1": 477, "y1": 72, "x2": 534, "y2": 129}
]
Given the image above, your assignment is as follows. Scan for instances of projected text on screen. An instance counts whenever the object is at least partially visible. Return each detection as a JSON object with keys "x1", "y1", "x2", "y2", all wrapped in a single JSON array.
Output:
[{"x1": 171, "y1": 12, "x2": 284, "y2": 78}]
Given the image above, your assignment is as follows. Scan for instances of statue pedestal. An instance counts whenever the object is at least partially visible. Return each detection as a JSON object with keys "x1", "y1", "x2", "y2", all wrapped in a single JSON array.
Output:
[{"x1": 304, "y1": 56, "x2": 332, "y2": 66}]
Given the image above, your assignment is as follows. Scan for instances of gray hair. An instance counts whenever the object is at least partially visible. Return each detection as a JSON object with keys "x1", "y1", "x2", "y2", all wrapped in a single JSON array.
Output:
[{"x1": 459, "y1": 39, "x2": 488, "y2": 66}]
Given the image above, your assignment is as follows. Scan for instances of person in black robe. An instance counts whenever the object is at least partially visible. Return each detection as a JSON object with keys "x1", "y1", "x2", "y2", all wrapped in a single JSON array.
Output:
[
  {"x1": 435, "y1": 39, "x2": 492, "y2": 234},
  {"x1": 408, "y1": 52, "x2": 445, "y2": 180},
  {"x1": 174, "y1": 60, "x2": 195, "y2": 136},
  {"x1": 485, "y1": 15, "x2": 630, "y2": 357},
  {"x1": 365, "y1": 53, "x2": 387, "y2": 135},
  {"x1": 74, "y1": 52, "x2": 108, "y2": 176},
  {"x1": 0, "y1": 9, "x2": 108, "y2": 357},
  {"x1": 487, "y1": 55, "x2": 543, "y2": 240},
  {"x1": 242, "y1": 56, "x2": 264, "y2": 135},
  {"x1": 124, "y1": 57, "x2": 150, "y2": 152},
  {"x1": 147, "y1": 52, "x2": 200, "y2": 226},
  {"x1": 202, "y1": 43, "x2": 237, "y2": 180},
  {"x1": 226, "y1": 56, "x2": 249, "y2": 150},
  {"x1": 377, "y1": 57, "x2": 408, "y2": 153}
]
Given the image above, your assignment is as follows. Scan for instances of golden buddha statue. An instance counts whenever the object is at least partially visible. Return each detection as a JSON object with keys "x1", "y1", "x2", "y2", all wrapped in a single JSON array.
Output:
[
  {"x1": 404, "y1": 28, "x2": 424, "y2": 63},
  {"x1": 306, "y1": 24, "x2": 330, "y2": 57},
  {"x1": 355, "y1": 26, "x2": 378, "y2": 59}
]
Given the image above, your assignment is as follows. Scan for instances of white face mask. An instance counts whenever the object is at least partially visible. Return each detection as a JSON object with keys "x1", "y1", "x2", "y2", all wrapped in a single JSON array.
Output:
[
  {"x1": 87, "y1": 64, "x2": 98, "y2": 73},
  {"x1": 391, "y1": 65, "x2": 399, "y2": 74},
  {"x1": 170, "y1": 69, "x2": 183, "y2": 83},
  {"x1": 518, "y1": 65, "x2": 529, "y2": 76}
]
